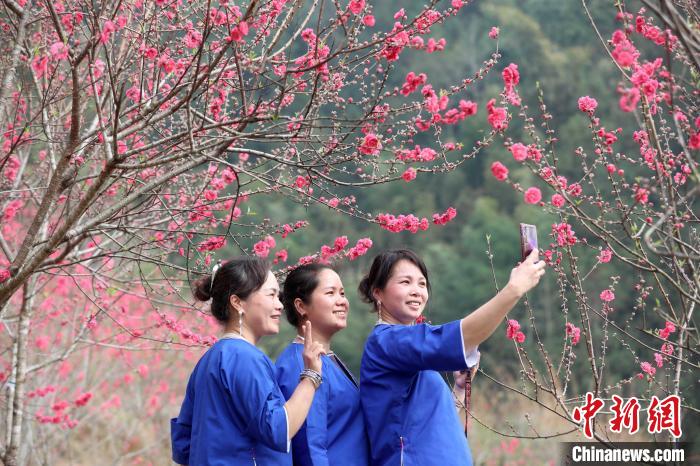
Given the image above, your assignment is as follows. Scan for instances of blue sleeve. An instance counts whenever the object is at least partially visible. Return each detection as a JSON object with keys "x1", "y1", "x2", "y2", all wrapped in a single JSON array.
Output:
[
  {"x1": 225, "y1": 353, "x2": 289, "y2": 452},
  {"x1": 303, "y1": 379, "x2": 330, "y2": 466},
  {"x1": 276, "y1": 347, "x2": 330, "y2": 466},
  {"x1": 371, "y1": 320, "x2": 468, "y2": 373},
  {"x1": 171, "y1": 375, "x2": 194, "y2": 465}
]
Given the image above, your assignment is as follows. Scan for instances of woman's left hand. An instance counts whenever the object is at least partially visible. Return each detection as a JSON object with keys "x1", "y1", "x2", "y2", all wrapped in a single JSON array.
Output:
[{"x1": 453, "y1": 360, "x2": 479, "y2": 389}]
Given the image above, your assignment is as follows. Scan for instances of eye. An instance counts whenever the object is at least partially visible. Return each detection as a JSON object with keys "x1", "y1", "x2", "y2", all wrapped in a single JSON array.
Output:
[{"x1": 400, "y1": 280, "x2": 409, "y2": 284}]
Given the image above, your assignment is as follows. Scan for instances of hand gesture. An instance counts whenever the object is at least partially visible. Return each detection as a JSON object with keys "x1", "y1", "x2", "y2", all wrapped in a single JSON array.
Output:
[
  {"x1": 507, "y1": 248, "x2": 546, "y2": 298},
  {"x1": 454, "y1": 360, "x2": 479, "y2": 389},
  {"x1": 301, "y1": 321, "x2": 325, "y2": 374}
]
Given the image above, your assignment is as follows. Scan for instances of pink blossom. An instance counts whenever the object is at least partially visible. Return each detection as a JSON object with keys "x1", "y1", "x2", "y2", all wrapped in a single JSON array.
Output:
[
  {"x1": 35, "y1": 336, "x2": 50, "y2": 351},
  {"x1": 654, "y1": 353, "x2": 663, "y2": 368},
  {"x1": 552, "y1": 222, "x2": 577, "y2": 246},
  {"x1": 3, "y1": 199, "x2": 22, "y2": 222},
  {"x1": 253, "y1": 240, "x2": 272, "y2": 257},
  {"x1": 362, "y1": 15, "x2": 375, "y2": 27},
  {"x1": 509, "y1": 142, "x2": 528, "y2": 162},
  {"x1": 565, "y1": 322, "x2": 581, "y2": 345},
  {"x1": 377, "y1": 213, "x2": 429, "y2": 233},
  {"x1": 333, "y1": 236, "x2": 349, "y2": 250},
  {"x1": 527, "y1": 145, "x2": 542, "y2": 162},
  {"x1": 400, "y1": 72, "x2": 427, "y2": 96},
  {"x1": 634, "y1": 187, "x2": 649, "y2": 204},
  {"x1": 597, "y1": 249, "x2": 612, "y2": 263},
  {"x1": 49, "y1": 42, "x2": 69, "y2": 61},
  {"x1": 402, "y1": 167, "x2": 417, "y2": 182},
  {"x1": 578, "y1": 96, "x2": 598, "y2": 114},
  {"x1": 295, "y1": 176, "x2": 309, "y2": 188},
  {"x1": 197, "y1": 236, "x2": 226, "y2": 252},
  {"x1": 228, "y1": 21, "x2": 249, "y2": 42},
  {"x1": 432, "y1": 207, "x2": 457, "y2": 225},
  {"x1": 600, "y1": 289, "x2": 615, "y2": 302},
  {"x1": 274, "y1": 249, "x2": 288, "y2": 264},
  {"x1": 524, "y1": 187, "x2": 542, "y2": 204},
  {"x1": 490, "y1": 161, "x2": 508, "y2": 181},
  {"x1": 137, "y1": 364, "x2": 149, "y2": 378},
  {"x1": 32, "y1": 56, "x2": 49, "y2": 78},
  {"x1": 346, "y1": 237, "x2": 373, "y2": 260},
  {"x1": 74, "y1": 392, "x2": 92, "y2": 407},
  {"x1": 486, "y1": 99, "x2": 508, "y2": 131},
  {"x1": 658, "y1": 321, "x2": 676, "y2": 339},
  {"x1": 661, "y1": 342, "x2": 673, "y2": 356},
  {"x1": 459, "y1": 99, "x2": 478, "y2": 117},
  {"x1": 502, "y1": 63, "x2": 520, "y2": 88},
  {"x1": 349, "y1": 0, "x2": 365, "y2": 15},
  {"x1": 640, "y1": 361, "x2": 656, "y2": 377},
  {"x1": 506, "y1": 319, "x2": 521, "y2": 339},
  {"x1": 551, "y1": 194, "x2": 565, "y2": 207},
  {"x1": 619, "y1": 87, "x2": 640, "y2": 112},
  {"x1": 488, "y1": 27, "x2": 499, "y2": 39},
  {"x1": 0, "y1": 269, "x2": 10, "y2": 284},
  {"x1": 359, "y1": 133, "x2": 382, "y2": 155},
  {"x1": 100, "y1": 20, "x2": 117, "y2": 44}
]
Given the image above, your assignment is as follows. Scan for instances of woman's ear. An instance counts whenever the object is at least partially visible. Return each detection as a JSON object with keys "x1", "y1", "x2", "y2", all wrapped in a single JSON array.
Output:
[
  {"x1": 229, "y1": 295, "x2": 244, "y2": 313},
  {"x1": 372, "y1": 288, "x2": 382, "y2": 306},
  {"x1": 293, "y1": 297, "x2": 306, "y2": 319}
]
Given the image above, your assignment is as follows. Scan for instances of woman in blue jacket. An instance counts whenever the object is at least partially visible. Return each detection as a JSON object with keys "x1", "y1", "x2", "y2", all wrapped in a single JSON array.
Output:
[
  {"x1": 171, "y1": 257, "x2": 326, "y2": 465},
  {"x1": 359, "y1": 249, "x2": 545, "y2": 466},
  {"x1": 276, "y1": 263, "x2": 370, "y2": 466}
]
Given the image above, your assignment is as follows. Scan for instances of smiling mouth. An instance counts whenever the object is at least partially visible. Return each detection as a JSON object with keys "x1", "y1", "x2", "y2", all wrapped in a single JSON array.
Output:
[
  {"x1": 406, "y1": 301, "x2": 422, "y2": 309},
  {"x1": 333, "y1": 310, "x2": 347, "y2": 317}
]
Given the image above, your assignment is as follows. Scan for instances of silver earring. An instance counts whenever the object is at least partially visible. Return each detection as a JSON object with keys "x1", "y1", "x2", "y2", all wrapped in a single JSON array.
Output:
[
  {"x1": 239, "y1": 311, "x2": 244, "y2": 336},
  {"x1": 377, "y1": 301, "x2": 382, "y2": 320}
]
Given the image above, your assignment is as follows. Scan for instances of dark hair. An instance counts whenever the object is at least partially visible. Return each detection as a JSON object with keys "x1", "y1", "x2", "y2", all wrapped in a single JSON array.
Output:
[
  {"x1": 358, "y1": 249, "x2": 431, "y2": 309},
  {"x1": 281, "y1": 263, "x2": 334, "y2": 327},
  {"x1": 193, "y1": 256, "x2": 270, "y2": 324}
]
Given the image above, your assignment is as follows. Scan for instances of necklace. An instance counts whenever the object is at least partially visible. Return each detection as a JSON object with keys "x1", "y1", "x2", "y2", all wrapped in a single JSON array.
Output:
[{"x1": 220, "y1": 332, "x2": 253, "y2": 344}]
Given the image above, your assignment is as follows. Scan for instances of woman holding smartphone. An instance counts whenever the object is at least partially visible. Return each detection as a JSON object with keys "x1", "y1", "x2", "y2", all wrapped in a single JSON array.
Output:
[
  {"x1": 359, "y1": 248, "x2": 545, "y2": 466},
  {"x1": 171, "y1": 257, "x2": 326, "y2": 465},
  {"x1": 275, "y1": 263, "x2": 370, "y2": 466}
]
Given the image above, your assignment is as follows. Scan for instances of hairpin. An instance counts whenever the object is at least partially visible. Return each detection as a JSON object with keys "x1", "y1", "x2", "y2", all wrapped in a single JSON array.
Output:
[{"x1": 210, "y1": 260, "x2": 222, "y2": 294}]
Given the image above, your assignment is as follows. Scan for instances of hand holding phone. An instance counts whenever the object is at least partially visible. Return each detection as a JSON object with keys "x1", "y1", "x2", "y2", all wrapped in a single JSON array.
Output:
[{"x1": 519, "y1": 223, "x2": 538, "y2": 263}]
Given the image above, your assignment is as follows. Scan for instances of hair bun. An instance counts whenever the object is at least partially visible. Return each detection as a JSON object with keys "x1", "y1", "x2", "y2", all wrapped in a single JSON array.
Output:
[{"x1": 192, "y1": 276, "x2": 213, "y2": 302}]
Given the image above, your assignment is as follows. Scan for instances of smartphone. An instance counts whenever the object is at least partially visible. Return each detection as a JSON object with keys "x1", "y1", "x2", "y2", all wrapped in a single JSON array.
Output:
[{"x1": 519, "y1": 223, "x2": 538, "y2": 262}]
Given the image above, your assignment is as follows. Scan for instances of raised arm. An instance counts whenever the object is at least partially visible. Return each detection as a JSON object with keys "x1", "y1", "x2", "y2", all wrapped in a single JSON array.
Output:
[
  {"x1": 284, "y1": 321, "x2": 326, "y2": 438},
  {"x1": 460, "y1": 249, "x2": 545, "y2": 350}
]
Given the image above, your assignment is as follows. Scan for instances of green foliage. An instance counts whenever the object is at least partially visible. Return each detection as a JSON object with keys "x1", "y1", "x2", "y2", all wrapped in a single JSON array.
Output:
[{"x1": 209, "y1": 0, "x2": 678, "y2": 403}]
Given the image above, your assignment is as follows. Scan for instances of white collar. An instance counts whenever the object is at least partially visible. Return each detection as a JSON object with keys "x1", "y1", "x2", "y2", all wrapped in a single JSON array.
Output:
[{"x1": 220, "y1": 332, "x2": 254, "y2": 345}]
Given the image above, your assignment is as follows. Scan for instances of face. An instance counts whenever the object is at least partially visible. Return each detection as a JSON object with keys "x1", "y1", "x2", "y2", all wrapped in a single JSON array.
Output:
[
  {"x1": 296, "y1": 269, "x2": 349, "y2": 338},
  {"x1": 373, "y1": 260, "x2": 429, "y2": 325},
  {"x1": 237, "y1": 271, "x2": 283, "y2": 341}
]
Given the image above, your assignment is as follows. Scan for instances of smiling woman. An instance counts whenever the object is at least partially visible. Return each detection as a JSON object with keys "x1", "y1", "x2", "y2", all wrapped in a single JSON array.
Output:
[
  {"x1": 275, "y1": 264, "x2": 370, "y2": 466},
  {"x1": 170, "y1": 257, "x2": 327, "y2": 465},
  {"x1": 358, "y1": 249, "x2": 546, "y2": 466}
]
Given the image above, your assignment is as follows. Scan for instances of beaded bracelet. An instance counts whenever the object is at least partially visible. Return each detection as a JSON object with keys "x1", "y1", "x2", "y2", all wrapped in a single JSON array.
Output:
[{"x1": 299, "y1": 369, "x2": 322, "y2": 389}]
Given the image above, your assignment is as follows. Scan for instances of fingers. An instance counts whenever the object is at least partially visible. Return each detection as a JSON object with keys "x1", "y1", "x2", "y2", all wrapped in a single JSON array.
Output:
[
  {"x1": 304, "y1": 321, "x2": 313, "y2": 346},
  {"x1": 526, "y1": 248, "x2": 539, "y2": 263}
]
